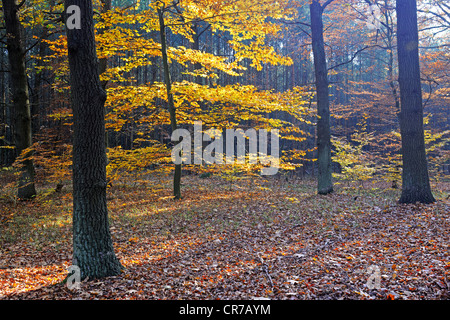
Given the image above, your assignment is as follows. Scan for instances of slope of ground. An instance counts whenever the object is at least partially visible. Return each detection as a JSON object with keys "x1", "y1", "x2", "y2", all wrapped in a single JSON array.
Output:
[{"x1": 1, "y1": 174, "x2": 449, "y2": 300}]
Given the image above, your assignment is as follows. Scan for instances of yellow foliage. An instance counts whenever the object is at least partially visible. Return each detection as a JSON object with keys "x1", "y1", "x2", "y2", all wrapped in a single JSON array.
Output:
[{"x1": 38, "y1": 0, "x2": 310, "y2": 179}]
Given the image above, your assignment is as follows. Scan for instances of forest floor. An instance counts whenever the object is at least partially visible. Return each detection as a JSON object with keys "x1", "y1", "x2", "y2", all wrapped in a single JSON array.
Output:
[{"x1": 0, "y1": 173, "x2": 449, "y2": 300}]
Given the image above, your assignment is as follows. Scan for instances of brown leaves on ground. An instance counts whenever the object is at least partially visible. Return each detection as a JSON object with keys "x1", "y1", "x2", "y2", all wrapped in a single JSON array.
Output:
[{"x1": 0, "y1": 175, "x2": 449, "y2": 300}]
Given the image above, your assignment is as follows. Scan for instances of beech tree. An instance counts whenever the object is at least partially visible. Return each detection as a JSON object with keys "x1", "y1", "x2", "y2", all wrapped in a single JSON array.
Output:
[
  {"x1": 396, "y1": 0, "x2": 435, "y2": 204},
  {"x1": 2, "y1": 0, "x2": 447, "y2": 201},
  {"x1": 65, "y1": 0, "x2": 123, "y2": 278},
  {"x1": 310, "y1": 0, "x2": 334, "y2": 195},
  {"x1": 2, "y1": 0, "x2": 36, "y2": 199},
  {"x1": 157, "y1": 3, "x2": 182, "y2": 199}
]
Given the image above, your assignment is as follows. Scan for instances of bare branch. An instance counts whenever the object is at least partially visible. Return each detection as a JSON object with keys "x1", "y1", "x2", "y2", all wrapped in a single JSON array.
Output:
[
  {"x1": 322, "y1": 0, "x2": 335, "y2": 10},
  {"x1": 328, "y1": 45, "x2": 373, "y2": 71},
  {"x1": 17, "y1": 0, "x2": 26, "y2": 9}
]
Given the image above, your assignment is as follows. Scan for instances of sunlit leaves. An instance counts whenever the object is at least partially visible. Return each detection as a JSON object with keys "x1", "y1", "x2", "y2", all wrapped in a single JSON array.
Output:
[
  {"x1": 107, "y1": 144, "x2": 172, "y2": 184},
  {"x1": 1, "y1": 175, "x2": 449, "y2": 299}
]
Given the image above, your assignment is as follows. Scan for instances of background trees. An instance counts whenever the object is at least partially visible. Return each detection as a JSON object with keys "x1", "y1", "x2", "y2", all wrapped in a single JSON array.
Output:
[
  {"x1": 310, "y1": 0, "x2": 334, "y2": 195},
  {"x1": 1, "y1": 0, "x2": 36, "y2": 199},
  {"x1": 0, "y1": 0, "x2": 448, "y2": 294},
  {"x1": 0, "y1": 1, "x2": 448, "y2": 202}
]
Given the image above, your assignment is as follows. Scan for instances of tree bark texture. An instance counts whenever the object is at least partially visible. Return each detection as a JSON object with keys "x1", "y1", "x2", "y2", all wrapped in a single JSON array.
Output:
[
  {"x1": 396, "y1": 0, "x2": 435, "y2": 204},
  {"x1": 310, "y1": 0, "x2": 333, "y2": 195},
  {"x1": 158, "y1": 6, "x2": 182, "y2": 200},
  {"x1": 65, "y1": 0, "x2": 123, "y2": 279},
  {"x1": 2, "y1": 0, "x2": 37, "y2": 199}
]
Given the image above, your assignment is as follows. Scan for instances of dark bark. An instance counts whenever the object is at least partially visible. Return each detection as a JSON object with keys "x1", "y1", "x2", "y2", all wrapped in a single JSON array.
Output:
[
  {"x1": 158, "y1": 7, "x2": 181, "y2": 200},
  {"x1": 98, "y1": 0, "x2": 112, "y2": 149},
  {"x1": 381, "y1": 1, "x2": 401, "y2": 188},
  {"x1": 396, "y1": 0, "x2": 435, "y2": 204},
  {"x1": 65, "y1": 0, "x2": 123, "y2": 279},
  {"x1": 2, "y1": 0, "x2": 37, "y2": 199},
  {"x1": 0, "y1": 47, "x2": 7, "y2": 166},
  {"x1": 32, "y1": 26, "x2": 47, "y2": 134},
  {"x1": 310, "y1": 0, "x2": 333, "y2": 195},
  {"x1": 191, "y1": 22, "x2": 202, "y2": 85}
]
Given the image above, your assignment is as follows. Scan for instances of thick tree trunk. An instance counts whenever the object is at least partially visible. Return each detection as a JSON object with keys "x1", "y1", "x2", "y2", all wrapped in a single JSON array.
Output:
[
  {"x1": 65, "y1": 0, "x2": 123, "y2": 279},
  {"x1": 158, "y1": 7, "x2": 182, "y2": 200},
  {"x1": 2, "y1": 0, "x2": 37, "y2": 199},
  {"x1": 310, "y1": 0, "x2": 333, "y2": 195},
  {"x1": 396, "y1": 0, "x2": 435, "y2": 204}
]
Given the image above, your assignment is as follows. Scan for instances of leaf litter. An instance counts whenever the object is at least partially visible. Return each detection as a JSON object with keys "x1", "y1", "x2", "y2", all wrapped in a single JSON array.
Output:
[{"x1": 0, "y1": 175, "x2": 449, "y2": 300}]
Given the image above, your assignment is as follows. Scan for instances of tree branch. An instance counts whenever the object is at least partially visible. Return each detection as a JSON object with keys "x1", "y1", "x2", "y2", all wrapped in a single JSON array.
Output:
[
  {"x1": 322, "y1": 0, "x2": 335, "y2": 10},
  {"x1": 327, "y1": 45, "x2": 372, "y2": 71},
  {"x1": 197, "y1": 23, "x2": 211, "y2": 38},
  {"x1": 281, "y1": 20, "x2": 311, "y2": 28},
  {"x1": 17, "y1": 0, "x2": 26, "y2": 9}
]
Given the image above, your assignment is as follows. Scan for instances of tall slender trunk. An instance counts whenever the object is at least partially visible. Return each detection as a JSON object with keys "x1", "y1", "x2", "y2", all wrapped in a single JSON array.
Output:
[
  {"x1": 66, "y1": 0, "x2": 123, "y2": 279},
  {"x1": 191, "y1": 22, "x2": 202, "y2": 85},
  {"x1": 158, "y1": 7, "x2": 181, "y2": 199},
  {"x1": 396, "y1": 0, "x2": 435, "y2": 204},
  {"x1": 2, "y1": 0, "x2": 37, "y2": 199},
  {"x1": 310, "y1": 0, "x2": 333, "y2": 195},
  {"x1": 98, "y1": 0, "x2": 112, "y2": 149},
  {"x1": 0, "y1": 47, "x2": 6, "y2": 166},
  {"x1": 98, "y1": 0, "x2": 111, "y2": 90},
  {"x1": 383, "y1": 4, "x2": 401, "y2": 188},
  {"x1": 32, "y1": 26, "x2": 48, "y2": 135}
]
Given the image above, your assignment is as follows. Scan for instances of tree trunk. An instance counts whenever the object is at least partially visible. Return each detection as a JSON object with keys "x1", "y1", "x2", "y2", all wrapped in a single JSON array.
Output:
[
  {"x1": 98, "y1": 0, "x2": 111, "y2": 90},
  {"x1": 65, "y1": 0, "x2": 123, "y2": 279},
  {"x1": 98, "y1": 0, "x2": 112, "y2": 149},
  {"x1": 2, "y1": 0, "x2": 37, "y2": 199},
  {"x1": 158, "y1": 6, "x2": 182, "y2": 200},
  {"x1": 310, "y1": 0, "x2": 333, "y2": 195},
  {"x1": 396, "y1": 0, "x2": 435, "y2": 204},
  {"x1": 383, "y1": 3, "x2": 401, "y2": 189},
  {"x1": 191, "y1": 22, "x2": 202, "y2": 85}
]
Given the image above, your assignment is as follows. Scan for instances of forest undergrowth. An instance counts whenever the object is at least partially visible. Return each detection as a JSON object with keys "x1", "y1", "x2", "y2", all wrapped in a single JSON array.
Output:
[{"x1": 0, "y1": 173, "x2": 449, "y2": 300}]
